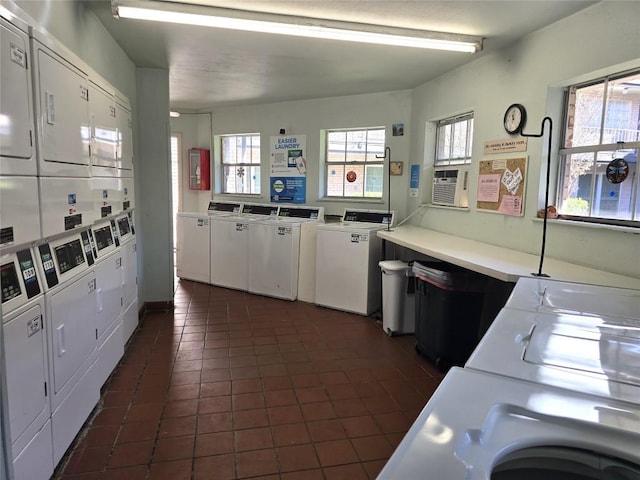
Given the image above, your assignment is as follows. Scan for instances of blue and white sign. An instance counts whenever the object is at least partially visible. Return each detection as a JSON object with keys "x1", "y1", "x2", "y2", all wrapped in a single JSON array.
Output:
[
  {"x1": 409, "y1": 164, "x2": 420, "y2": 197},
  {"x1": 270, "y1": 135, "x2": 307, "y2": 204}
]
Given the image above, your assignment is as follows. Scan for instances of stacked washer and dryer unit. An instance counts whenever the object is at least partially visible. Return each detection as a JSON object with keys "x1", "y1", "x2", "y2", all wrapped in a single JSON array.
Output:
[
  {"x1": 378, "y1": 277, "x2": 640, "y2": 479},
  {"x1": 0, "y1": 8, "x2": 137, "y2": 479}
]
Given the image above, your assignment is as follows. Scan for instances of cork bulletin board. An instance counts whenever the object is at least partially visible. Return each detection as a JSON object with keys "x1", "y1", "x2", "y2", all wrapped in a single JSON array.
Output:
[{"x1": 476, "y1": 156, "x2": 527, "y2": 216}]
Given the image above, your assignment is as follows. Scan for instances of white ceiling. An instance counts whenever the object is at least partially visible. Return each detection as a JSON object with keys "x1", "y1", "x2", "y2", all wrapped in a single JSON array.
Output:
[{"x1": 86, "y1": 0, "x2": 598, "y2": 110}]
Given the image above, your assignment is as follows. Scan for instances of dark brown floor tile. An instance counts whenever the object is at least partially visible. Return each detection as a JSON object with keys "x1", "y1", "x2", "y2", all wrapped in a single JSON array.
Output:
[
  {"x1": 295, "y1": 386, "x2": 329, "y2": 404},
  {"x1": 235, "y1": 449, "x2": 279, "y2": 479},
  {"x1": 57, "y1": 472, "x2": 103, "y2": 480},
  {"x1": 197, "y1": 412, "x2": 233, "y2": 434},
  {"x1": 125, "y1": 402, "x2": 164, "y2": 423},
  {"x1": 232, "y1": 378, "x2": 262, "y2": 393},
  {"x1": 148, "y1": 459, "x2": 192, "y2": 480},
  {"x1": 132, "y1": 386, "x2": 167, "y2": 405},
  {"x1": 82, "y1": 425, "x2": 120, "y2": 447},
  {"x1": 332, "y1": 398, "x2": 369, "y2": 418},
  {"x1": 166, "y1": 384, "x2": 200, "y2": 401},
  {"x1": 193, "y1": 454, "x2": 235, "y2": 480},
  {"x1": 264, "y1": 389, "x2": 298, "y2": 407},
  {"x1": 363, "y1": 395, "x2": 399, "y2": 415},
  {"x1": 198, "y1": 395, "x2": 232, "y2": 414},
  {"x1": 363, "y1": 459, "x2": 387, "y2": 479},
  {"x1": 231, "y1": 366, "x2": 262, "y2": 379},
  {"x1": 280, "y1": 469, "x2": 325, "y2": 480},
  {"x1": 200, "y1": 380, "x2": 231, "y2": 397},
  {"x1": 323, "y1": 463, "x2": 369, "y2": 480},
  {"x1": 92, "y1": 406, "x2": 128, "y2": 426},
  {"x1": 271, "y1": 423, "x2": 311, "y2": 447},
  {"x1": 351, "y1": 435, "x2": 394, "y2": 461},
  {"x1": 153, "y1": 436, "x2": 195, "y2": 462},
  {"x1": 201, "y1": 368, "x2": 231, "y2": 383},
  {"x1": 170, "y1": 370, "x2": 202, "y2": 385},
  {"x1": 278, "y1": 443, "x2": 320, "y2": 472},
  {"x1": 163, "y1": 398, "x2": 199, "y2": 417},
  {"x1": 291, "y1": 373, "x2": 321, "y2": 388},
  {"x1": 63, "y1": 446, "x2": 111, "y2": 474},
  {"x1": 341, "y1": 415, "x2": 382, "y2": 438},
  {"x1": 234, "y1": 427, "x2": 273, "y2": 451},
  {"x1": 173, "y1": 359, "x2": 203, "y2": 372},
  {"x1": 232, "y1": 392, "x2": 265, "y2": 410},
  {"x1": 233, "y1": 408, "x2": 270, "y2": 430},
  {"x1": 117, "y1": 420, "x2": 158, "y2": 443},
  {"x1": 262, "y1": 376, "x2": 293, "y2": 392},
  {"x1": 267, "y1": 405, "x2": 304, "y2": 425},
  {"x1": 326, "y1": 383, "x2": 359, "y2": 401},
  {"x1": 108, "y1": 440, "x2": 154, "y2": 468},
  {"x1": 306, "y1": 419, "x2": 347, "y2": 442},
  {"x1": 314, "y1": 439, "x2": 359, "y2": 467},
  {"x1": 373, "y1": 411, "x2": 412, "y2": 434},
  {"x1": 194, "y1": 431, "x2": 234, "y2": 457},
  {"x1": 102, "y1": 465, "x2": 148, "y2": 480},
  {"x1": 301, "y1": 401, "x2": 336, "y2": 422},
  {"x1": 102, "y1": 390, "x2": 134, "y2": 407},
  {"x1": 158, "y1": 415, "x2": 197, "y2": 438}
]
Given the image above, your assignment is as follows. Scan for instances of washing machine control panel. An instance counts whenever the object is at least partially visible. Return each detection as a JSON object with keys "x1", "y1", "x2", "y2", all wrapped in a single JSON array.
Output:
[
  {"x1": 243, "y1": 204, "x2": 278, "y2": 216},
  {"x1": 1, "y1": 249, "x2": 41, "y2": 306},
  {"x1": 208, "y1": 201, "x2": 242, "y2": 213},
  {"x1": 278, "y1": 207, "x2": 322, "y2": 220},
  {"x1": 343, "y1": 209, "x2": 394, "y2": 225},
  {"x1": 92, "y1": 224, "x2": 114, "y2": 252},
  {"x1": 110, "y1": 219, "x2": 120, "y2": 247},
  {"x1": 117, "y1": 215, "x2": 131, "y2": 241},
  {"x1": 54, "y1": 238, "x2": 86, "y2": 274},
  {"x1": 38, "y1": 244, "x2": 59, "y2": 288},
  {"x1": 80, "y1": 230, "x2": 95, "y2": 266}
]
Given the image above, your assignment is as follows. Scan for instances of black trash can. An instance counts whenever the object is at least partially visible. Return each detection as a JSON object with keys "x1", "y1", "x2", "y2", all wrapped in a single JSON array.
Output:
[{"x1": 412, "y1": 261, "x2": 486, "y2": 371}]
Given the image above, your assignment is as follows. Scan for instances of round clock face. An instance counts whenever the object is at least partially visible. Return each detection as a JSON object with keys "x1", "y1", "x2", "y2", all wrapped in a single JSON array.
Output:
[{"x1": 504, "y1": 103, "x2": 526, "y2": 135}]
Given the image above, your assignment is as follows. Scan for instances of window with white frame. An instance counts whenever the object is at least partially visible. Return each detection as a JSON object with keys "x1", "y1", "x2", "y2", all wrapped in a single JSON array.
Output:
[
  {"x1": 558, "y1": 69, "x2": 640, "y2": 224},
  {"x1": 435, "y1": 112, "x2": 474, "y2": 166},
  {"x1": 220, "y1": 134, "x2": 261, "y2": 194},
  {"x1": 325, "y1": 127, "x2": 385, "y2": 198}
]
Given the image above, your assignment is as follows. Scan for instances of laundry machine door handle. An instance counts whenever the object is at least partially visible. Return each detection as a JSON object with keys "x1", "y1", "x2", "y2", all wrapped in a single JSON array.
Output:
[{"x1": 56, "y1": 325, "x2": 66, "y2": 357}]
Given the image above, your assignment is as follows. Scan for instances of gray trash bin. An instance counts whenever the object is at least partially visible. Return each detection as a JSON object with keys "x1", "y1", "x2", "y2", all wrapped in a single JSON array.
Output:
[{"x1": 379, "y1": 260, "x2": 415, "y2": 336}]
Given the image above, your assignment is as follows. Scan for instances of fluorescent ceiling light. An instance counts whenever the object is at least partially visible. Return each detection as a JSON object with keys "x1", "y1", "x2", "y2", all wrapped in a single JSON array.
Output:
[
  {"x1": 113, "y1": 2, "x2": 482, "y2": 53},
  {"x1": 169, "y1": 111, "x2": 181, "y2": 118}
]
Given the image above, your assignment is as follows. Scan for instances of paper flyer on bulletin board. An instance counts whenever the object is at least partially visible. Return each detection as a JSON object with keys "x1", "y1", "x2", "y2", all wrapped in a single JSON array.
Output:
[
  {"x1": 476, "y1": 156, "x2": 527, "y2": 216},
  {"x1": 270, "y1": 135, "x2": 307, "y2": 203}
]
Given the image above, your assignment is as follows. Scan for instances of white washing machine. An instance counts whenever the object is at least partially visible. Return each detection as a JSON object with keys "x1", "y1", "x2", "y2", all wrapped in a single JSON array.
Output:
[
  {"x1": 378, "y1": 367, "x2": 640, "y2": 479},
  {"x1": 210, "y1": 203, "x2": 276, "y2": 291},
  {"x1": 248, "y1": 210, "x2": 303, "y2": 301},
  {"x1": 38, "y1": 176, "x2": 96, "y2": 238},
  {"x1": 276, "y1": 206, "x2": 325, "y2": 303},
  {"x1": 315, "y1": 209, "x2": 394, "y2": 315},
  {"x1": 114, "y1": 211, "x2": 138, "y2": 343},
  {"x1": 35, "y1": 229, "x2": 99, "y2": 465},
  {"x1": 89, "y1": 218, "x2": 124, "y2": 388},
  {"x1": 503, "y1": 277, "x2": 640, "y2": 319},
  {"x1": 176, "y1": 212, "x2": 211, "y2": 284},
  {"x1": 0, "y1": 176, "x2": 41, "y2": 249},
  {"x1": 89, "y1": 175, "x2": 123, "y2": 220},
  {"x1": 1, "y1": 246, "x2": 54, "y2": 480}
]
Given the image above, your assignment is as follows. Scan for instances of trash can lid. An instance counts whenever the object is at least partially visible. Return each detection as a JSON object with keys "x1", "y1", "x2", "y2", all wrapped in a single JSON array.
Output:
[{"x1": 379, "y1": 260, "x2": 412, "y2": 272}]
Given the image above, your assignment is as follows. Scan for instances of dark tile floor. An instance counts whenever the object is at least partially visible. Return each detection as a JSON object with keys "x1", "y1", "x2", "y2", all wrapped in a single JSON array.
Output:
[{"x1": 53, "y1": 280, "x2": 445, "y2": 480}]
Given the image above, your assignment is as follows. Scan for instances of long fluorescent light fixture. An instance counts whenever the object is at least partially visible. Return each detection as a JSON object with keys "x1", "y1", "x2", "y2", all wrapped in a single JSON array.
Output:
[{"x1": 112, "y1": 1, "x2": 482, "y2": 53}]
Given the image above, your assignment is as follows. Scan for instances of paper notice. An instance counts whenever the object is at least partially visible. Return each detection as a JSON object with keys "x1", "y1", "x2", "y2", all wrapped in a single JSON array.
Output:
[
  {"x1": 501, "y1": 167, "x2": 523, "y2": 195},
  {"x1": 477, "y1": 174, "x2": 501, "y2": 202},
  {"x1": 498, "y1": 195, "x2": 522, "y2": 216}
]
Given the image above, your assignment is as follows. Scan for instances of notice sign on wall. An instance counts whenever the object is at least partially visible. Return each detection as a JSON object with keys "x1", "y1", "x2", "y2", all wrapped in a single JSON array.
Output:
[
  {"x1": 483, "y1": 137, "x2": 528, "y2": 155},
  {"x1": 270, "y1": 135, "x2": 307, "y2": 204},
  {"x1": 477, "y1": 156, "x2": 528, "y2": 217}
]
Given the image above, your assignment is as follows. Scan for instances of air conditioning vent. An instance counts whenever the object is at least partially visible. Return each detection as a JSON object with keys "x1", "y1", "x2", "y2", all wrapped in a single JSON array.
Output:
[{"x1": 432, "y1": 169, "x2": 468, "y2": 207}]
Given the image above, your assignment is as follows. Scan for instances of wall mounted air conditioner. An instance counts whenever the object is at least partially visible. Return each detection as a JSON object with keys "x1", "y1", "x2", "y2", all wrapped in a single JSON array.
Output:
[{"x1": 432, "y1": 168, "x2": 469, "y2": 207}]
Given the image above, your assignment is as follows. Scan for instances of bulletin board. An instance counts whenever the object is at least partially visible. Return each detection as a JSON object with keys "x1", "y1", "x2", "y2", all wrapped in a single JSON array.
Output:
[{"x1": 476, "y1": 156, "x2": 527, "y2": 216}]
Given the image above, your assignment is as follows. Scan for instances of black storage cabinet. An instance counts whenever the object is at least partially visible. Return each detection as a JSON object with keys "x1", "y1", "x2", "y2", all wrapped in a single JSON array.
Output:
[{"x1": 413, "y1": 261, "x2": 485, "y2": 371}]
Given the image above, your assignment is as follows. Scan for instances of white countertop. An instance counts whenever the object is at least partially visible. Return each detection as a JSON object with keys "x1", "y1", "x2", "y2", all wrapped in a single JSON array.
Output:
[{"x1": 378, "y1": 225, "x2": 640, "y2": 290}]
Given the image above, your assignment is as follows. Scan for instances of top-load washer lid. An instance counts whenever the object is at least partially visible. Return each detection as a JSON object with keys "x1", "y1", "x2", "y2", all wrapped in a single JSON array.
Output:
[
  {"x1": 207, "y1": 201, "x2": 243, "y2": 215},
  {"x1": 377, "y1": 367, "x2": 640, "y2": 480},
  {"x1": 466, "y1": 308, "x2": 640, "y2": 404},
  {"x1": 505, "y1": 277, "x2": 640, "y2": 320}
]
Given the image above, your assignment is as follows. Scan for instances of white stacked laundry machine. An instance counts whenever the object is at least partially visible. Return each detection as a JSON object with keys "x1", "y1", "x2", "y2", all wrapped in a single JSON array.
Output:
[
  {"x1": 378, "y1": 278, "x2": 640, "y2": 479},
  {"x1": 1, "y1": 6, "x2": 138, "y2": 477}
]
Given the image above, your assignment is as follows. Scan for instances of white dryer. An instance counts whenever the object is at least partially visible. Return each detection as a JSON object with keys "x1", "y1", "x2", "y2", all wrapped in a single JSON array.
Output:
[
  {"x1": 315, "y1": 209, "x2": 394, "y2": 315},
  {"x1": 1, "y1": 246, "x2": 54, "y2": 480},
  {"x1": 89, "y1": 218, "x2": 124, "y2": 388},
  {"x1": 35, "y1": 229, "x2": 99, "y2": 465},
  {"x1": 276, "y1": 206, "x2": 325, "y2": 303},
  {"x1": 114, "y1": 211, "x2": 138, "y2": 343},
  {"x1": 378, "y1": 367, "x2": 640, "y2": 479},
  {"x1": 210, "y1": 203, "x2": 276, "y2": 291}
]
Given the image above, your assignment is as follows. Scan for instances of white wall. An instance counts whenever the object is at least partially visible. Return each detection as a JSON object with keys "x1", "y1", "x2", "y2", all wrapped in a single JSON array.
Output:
[
  {"x1": 205, "y1": 90, "x2": 413, "y2": 218},
  {"x1": 408, "y1": 1, "x2": 640, "y2": 279}
]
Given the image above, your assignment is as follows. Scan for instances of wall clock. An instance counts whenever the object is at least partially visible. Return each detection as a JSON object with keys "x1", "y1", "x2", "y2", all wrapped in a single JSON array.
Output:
[{"x1": 503, "y1": 103, "x2": 527, "y2": 135}]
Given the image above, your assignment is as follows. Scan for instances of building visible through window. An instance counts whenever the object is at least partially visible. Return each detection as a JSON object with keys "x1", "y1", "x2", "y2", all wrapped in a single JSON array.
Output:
[
  {"x1": 435, "y1": 112, "x2": 474, "y2": 166},
  {"x1": 220, "y1": 134, "x2": 261, "y2": 194},
  {"x1": 325, "y1": 127, "x2": 385, "y2": 198},
  {"x1": 559, "y1": 70, "x2": 640, "y2": 224}
]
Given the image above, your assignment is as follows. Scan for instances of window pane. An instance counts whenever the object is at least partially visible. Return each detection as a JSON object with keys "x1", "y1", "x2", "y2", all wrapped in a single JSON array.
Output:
[
  {"x1": 326, "y1": 164, "x2": 345, "y2": 196},
  {"x1": 437, "y1": 124, "x2": 451, "y2": 161},
  {"x1": 452, "y1": 121, "x2": 468, "y2": 159},
  {"x1": 364, "y1": 164, "x2": 383, "y2": 198},
  {"x1": 593, "y1": 150, "x2": 636, "y2": 220},
  {"x1": 603, "y1": 73, "x2": 640, "y2": 144},
  {"x1": 344, "y1": 165, "x2": 365, "y2": 197},
  {"x1": 327, "y1": 131, "x2": 346, "y2": 162},
  {"x1": 559, "y1": 152, "x2": 595, "y2": 216},
  {"x1": 566, "y1": 82, "x2": 605, "y2": 148},
  {"x1": 346, "y1": 130, "x2": 366, "y2": 163},
  {"x1": 366, "y1": 129, "x2": 385, "y2": 161}
]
